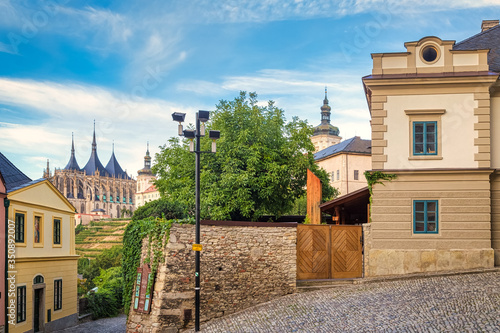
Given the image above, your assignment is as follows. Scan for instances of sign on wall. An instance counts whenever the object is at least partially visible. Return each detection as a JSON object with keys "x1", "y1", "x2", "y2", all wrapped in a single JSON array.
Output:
[{"x1": 133, "y1": 264, "x2": 154, "y2": 313}]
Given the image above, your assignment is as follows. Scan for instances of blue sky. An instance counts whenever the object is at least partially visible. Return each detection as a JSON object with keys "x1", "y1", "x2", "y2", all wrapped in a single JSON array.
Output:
[{"x1": 0, "y1": 0, "x2": 499, "y2": 179}]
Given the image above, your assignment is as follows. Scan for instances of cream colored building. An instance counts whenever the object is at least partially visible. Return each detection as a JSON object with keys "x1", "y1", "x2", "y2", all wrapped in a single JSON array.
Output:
[
  {"x1": 135, "y1": 144, "x2": 160, "y2": 208},
  {"x1": 362, "y1": 20, "x2": 500, "y2": 277},
  {"x1": 314, "y1": 136, "x2": 371, "y2": 196},
  {"x1": 0, "y1": 153, "x2": 78, "y2": 332},
  {"x1": 310, "y1": 89, "x2": 341, "y2": 152}
]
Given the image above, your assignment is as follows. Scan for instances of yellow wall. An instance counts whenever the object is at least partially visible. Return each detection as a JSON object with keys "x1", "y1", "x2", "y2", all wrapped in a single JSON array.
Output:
[
  {"x1": 9, "y1": 181, "x2": 76, "y2": 257},
  {"x1": 7, "y1": 180, "x2": 78, "y2": 332},
  {"x1": 9, "y1": 259, "x2": 78, "y2": 333},
  {"x1": 491, "y1": 95, "x2": 500, "y2": 169}
]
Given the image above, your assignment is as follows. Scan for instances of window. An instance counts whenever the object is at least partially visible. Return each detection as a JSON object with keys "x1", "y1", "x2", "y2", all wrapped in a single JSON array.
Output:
[
  {"x1": 413, "y1": 122, "x2": 437, "y2": 155},
  {"x1": 34, "y1": 215, "x2": 43, "y2": 245},
  {"x1": 15, "y1": 212, "x2": 25, "y2": 243},
  {"x1": 336, "y1": 170, "x2": 340, "y2": 180},
  {"x1": 405, "y1": 110, "x2": 444, "y2": 160},
  {"x1": 54, "y1": 280, "x2": 62, "y2": 310},
  {"x1": 53, "y1": 218, "x2": 61, "y2": 245},
  {"x1": 421, "y1": 45, "x2": 439, "y2": 63},
  {"x1": 33, "y1": 275, "x2": 44, "y2": 284},
  {"x1": 17, "y1": 286, "x2": 26, "y2": 323},
  {"x1": 413, "y1": 200, "x2": 438, "y2": 234},
  {"x1": 354, "y1": 170, "x2": 359, "y2": 180},
  {"x1": 331, "y1": 171, "x2": 335, "y2": 182}
]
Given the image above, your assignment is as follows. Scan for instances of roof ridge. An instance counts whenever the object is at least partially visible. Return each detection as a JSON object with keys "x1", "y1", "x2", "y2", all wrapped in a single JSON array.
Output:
[{"x1": 454, "y1": 23, "x2": 500, "y2": 48}]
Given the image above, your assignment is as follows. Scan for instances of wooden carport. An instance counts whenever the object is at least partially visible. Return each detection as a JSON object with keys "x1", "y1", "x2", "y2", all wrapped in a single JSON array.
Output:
[{"x1": 320, "y1": 186, "x2": 370, "y2": 225}]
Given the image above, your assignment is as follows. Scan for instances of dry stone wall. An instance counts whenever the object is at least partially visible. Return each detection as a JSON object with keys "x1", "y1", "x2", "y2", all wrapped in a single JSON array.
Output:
[{"x1": 127, "y1": 221, "x2": 297, "y2": 332}]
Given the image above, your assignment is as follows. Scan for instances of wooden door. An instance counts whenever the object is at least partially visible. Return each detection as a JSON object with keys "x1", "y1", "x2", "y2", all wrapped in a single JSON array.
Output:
[
  {"x1": 331, "y1": 226, "x2": 362, "y2": 279},
  {"x1": 297, "y1": 224, "x2": 363, "y2": 280},
  {"x1": 296, "y1": 225, "x2": 330, "y2": 280}
]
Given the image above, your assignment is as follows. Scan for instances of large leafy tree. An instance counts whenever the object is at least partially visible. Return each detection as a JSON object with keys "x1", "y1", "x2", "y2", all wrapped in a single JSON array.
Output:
[{"x1": 153, "y1": 91, "x2": 336, "y2": 221}]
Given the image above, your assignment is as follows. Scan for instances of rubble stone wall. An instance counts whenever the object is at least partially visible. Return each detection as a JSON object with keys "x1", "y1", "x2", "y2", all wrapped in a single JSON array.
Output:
[{"x1": 127, "y1": 221, "x2": 297, "y2": 333}]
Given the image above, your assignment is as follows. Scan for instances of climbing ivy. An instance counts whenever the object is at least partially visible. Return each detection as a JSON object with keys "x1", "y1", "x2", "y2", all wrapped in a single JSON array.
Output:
[
  {"x1": 122, "y1": 217, "x2": 194, "y2": 315},
  {"x1": 364, "y1": 171, "x2": 397, "y2": 222}
]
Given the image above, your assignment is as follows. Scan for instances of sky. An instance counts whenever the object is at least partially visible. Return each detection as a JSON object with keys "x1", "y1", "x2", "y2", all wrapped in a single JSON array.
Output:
[{"x1": 0, "y1": 0, "x2": 499, "y2": 180}]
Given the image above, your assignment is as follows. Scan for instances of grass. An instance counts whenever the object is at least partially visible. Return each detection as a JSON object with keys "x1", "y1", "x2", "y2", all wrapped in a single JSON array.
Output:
[{"x1": 75, "y1": 219, "x2": 130, "y2": 258}]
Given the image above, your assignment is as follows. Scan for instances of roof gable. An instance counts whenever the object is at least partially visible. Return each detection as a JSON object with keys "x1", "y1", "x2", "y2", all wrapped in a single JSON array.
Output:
[{"x1": 8, "y1": 179, "x2": 75, "y2": 213}]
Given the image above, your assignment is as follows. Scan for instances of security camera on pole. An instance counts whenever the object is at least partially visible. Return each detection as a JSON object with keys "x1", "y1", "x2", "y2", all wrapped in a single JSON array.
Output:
[{"x1": 172, "y1": 111, "x2": 220, "y2": 332}]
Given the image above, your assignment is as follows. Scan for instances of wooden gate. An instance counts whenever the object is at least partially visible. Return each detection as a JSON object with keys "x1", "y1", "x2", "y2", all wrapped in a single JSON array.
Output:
[{"x1": 297, "y1": 224, "x2": 362, "y2": 280}]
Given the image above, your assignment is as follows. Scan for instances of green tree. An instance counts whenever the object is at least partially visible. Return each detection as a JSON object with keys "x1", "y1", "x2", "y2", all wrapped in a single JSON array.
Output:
[
  {"x1": 153, "y1": 91, "x2": 335, "y2": 221},
  {"x1": 81, "y1": 246, "x2": 123, "y2": 292},
  {"x1": 132, "y1": 198, "x2": 187, "y2": 221}
]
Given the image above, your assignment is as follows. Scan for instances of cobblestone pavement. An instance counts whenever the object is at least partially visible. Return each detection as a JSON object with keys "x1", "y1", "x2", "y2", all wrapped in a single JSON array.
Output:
[
  {"x1": 53, "y1": 313, "x2": 126, "y2": 333},
  {"x1": 186, "y1": 272, "x2": 500, "y2": 333}
]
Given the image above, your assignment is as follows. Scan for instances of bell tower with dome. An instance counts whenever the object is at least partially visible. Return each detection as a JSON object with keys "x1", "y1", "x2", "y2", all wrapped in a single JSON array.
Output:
[{"x1": 310, "y1": 88, "x2": 342, "y2": 152}]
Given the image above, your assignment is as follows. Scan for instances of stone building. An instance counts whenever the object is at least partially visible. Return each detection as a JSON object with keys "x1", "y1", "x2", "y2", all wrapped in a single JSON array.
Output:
[
  {"x1": 310, "y1": 88, "x2": 342, "y2": 152},
  {"x1": 44, "y1": 125, "x2": 136, "y2": 218}
]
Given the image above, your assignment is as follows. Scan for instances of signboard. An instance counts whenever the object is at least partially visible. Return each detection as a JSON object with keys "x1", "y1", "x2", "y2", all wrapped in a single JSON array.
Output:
[
  {"x1": 192, "y1": 244, "x2": 203, "y2": 251},
  {"x1": 133, "y1": 264, "x2": 154, "y2": 313}
]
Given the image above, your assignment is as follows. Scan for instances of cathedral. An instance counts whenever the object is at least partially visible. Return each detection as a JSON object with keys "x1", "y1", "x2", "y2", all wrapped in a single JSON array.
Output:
[{"x1": 44, "y1": 124, "x2": 136, "y2": 218}]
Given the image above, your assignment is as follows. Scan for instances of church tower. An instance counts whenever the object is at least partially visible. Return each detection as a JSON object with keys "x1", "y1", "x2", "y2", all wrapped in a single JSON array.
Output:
[
  {"x1": 310, "y1": 88, "x2": 342, "y2": 152},
  {"x1": 136, "y1": 143, "x2": 155, "y2": 193},
  {"x1": 135, "y1": 143, "x2": 159, "y2": 208}
]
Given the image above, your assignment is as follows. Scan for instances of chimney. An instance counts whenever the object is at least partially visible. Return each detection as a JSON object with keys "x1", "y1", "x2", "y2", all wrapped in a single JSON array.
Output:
[{"x1": 481, "y1": 20, "x2": 499, "y2": 32}]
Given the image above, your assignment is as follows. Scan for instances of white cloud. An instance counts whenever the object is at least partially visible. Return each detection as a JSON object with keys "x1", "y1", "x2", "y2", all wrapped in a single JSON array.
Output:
[{"x1": 0, "y1": 78, "x2": 197, "y2": 179}]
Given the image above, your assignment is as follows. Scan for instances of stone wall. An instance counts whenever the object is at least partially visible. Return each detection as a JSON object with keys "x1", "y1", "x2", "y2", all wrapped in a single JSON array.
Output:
[{"x1": 127, "y1": 221, "x2": 297, "y2": 332}]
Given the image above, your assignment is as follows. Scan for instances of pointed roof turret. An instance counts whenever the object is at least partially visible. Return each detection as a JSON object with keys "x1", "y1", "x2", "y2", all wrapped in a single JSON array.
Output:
[
  {"x1": 138, "y1": 142, "x2": 154, "y2": 176},
  {"x1": 105, "y1": 142, "x2": 130, "y2": 179},
  {"x1": 82, "y1": 121, "x2": 109, "y2": 177},
  {"x1": 64, "y1": 133, "x2": 81, "y2": 171}
]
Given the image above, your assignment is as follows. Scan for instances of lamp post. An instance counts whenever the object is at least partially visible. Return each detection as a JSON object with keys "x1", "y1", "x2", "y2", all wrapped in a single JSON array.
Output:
[{"x1": 172, "y1": 111, "x2": 219, "y2": 332}]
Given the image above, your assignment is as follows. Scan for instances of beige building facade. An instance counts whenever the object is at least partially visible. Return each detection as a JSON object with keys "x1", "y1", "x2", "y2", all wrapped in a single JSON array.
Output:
[
  {"x1": 314, "y1": 137, "x2": 371, "y2": 196},
  {"x1": 362, "y1": 20, "x2": 500, "y2": 276}
]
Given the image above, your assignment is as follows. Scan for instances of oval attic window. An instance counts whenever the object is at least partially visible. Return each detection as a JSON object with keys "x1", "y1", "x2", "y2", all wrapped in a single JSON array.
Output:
[{"x1": 421, "y1": 45, "x2": 439, "y2": 63}]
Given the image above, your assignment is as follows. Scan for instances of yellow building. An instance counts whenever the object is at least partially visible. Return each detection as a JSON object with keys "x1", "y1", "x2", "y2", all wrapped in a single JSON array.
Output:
[
  {"x1": 1, "y1": 152, "x2": 78, "y2": 332},
  {"x1": 362, "y1": 20, "x2": 500, "y2": 276}
]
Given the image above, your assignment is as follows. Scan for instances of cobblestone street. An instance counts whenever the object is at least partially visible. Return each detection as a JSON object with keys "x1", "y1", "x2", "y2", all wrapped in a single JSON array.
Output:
[{"x1": 186, "y1": 272, "x2": 500, "y2": 332}]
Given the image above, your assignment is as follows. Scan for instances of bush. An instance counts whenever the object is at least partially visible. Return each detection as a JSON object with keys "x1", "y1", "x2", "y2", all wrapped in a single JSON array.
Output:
[
  {"x1": 75, "y1": 223, "x2": 86, "y2": 235},
  {"x1": 132, "y1": 198, "x2": 187, "y2": 221},
  {"x1": 87, "y1": 289, "x2": 121, "y2": 319},
  {"x1": 81, "y1": 246, "x2": 123, "y2": 292}
]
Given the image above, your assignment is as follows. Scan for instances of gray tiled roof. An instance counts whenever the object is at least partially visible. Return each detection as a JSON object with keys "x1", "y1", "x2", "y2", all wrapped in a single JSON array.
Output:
[
  {"x1": 105, "y1": 151, "x2": 130, "y2": 179},
  {"x1": 453, "y1": 24, "x2": 500, "y2": 73},
  {"x1": 314, "y1": 136, "x2": 371, "y2": 161},
  {"x1": 0, "y1": 152, "x2": 32, "y2": 191}
]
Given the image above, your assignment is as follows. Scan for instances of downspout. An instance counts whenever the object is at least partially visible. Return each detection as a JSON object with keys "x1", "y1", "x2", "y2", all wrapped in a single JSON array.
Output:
[
  {"x1": 346, "y1": 154, "x2": 349, "y2": 194},
  {"x1": 3, "y1": 195, "x2": 9, "y2": 333}
]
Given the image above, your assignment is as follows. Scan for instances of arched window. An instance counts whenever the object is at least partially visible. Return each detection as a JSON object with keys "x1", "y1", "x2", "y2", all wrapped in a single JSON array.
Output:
[{"x1": 33, "y1": 275, "x2": 44, "y2": 284}]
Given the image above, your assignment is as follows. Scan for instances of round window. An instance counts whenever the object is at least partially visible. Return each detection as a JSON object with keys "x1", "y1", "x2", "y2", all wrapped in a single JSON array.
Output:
[{"x1": 421, "y1": 45, "x2": 439, "y2": 63}]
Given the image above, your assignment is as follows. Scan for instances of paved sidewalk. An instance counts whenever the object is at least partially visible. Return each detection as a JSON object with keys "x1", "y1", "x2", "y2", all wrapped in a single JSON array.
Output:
[
  {"x1": 53, "y1": 313, "x2": 126, "y2": 333},
  {"x1": 185, "y1": 272, "x2": 500, "y2": 332}
]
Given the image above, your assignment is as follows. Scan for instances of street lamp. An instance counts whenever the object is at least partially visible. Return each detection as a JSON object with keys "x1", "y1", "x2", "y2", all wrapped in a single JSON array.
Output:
[{"x1": 172, "y1": 110, "x2": 219, "y2": 332}]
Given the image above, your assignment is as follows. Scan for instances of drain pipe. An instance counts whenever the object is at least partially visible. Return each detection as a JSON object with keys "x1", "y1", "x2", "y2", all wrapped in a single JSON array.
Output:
[{"x1": 3, "y1": 196, "x2": 9, "y2": 333}]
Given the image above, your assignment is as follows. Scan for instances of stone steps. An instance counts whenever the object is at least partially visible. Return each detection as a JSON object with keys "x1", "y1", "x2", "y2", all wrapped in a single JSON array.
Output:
[{"x1": 296, "y1": 278, "x2": 359, "y2": 292}]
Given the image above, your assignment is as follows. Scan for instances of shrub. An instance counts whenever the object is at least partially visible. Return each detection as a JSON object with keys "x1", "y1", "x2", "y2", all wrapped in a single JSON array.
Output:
[
  {"x1": 132, "y1": 198, "x2": 187, "y2": 221},
  {"x1": 81, "y1": 246, "x2": 123, "y2": 292},
  {"x1": 87, "y1": 289, "x2": 121, "y2": 319}
]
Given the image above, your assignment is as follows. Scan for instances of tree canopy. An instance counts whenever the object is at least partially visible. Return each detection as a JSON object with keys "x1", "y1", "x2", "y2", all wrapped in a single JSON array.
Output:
[{"x1": 153, "y1": 91, "x2": 336, "y2": 221}]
